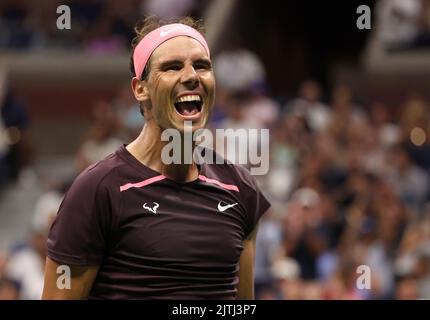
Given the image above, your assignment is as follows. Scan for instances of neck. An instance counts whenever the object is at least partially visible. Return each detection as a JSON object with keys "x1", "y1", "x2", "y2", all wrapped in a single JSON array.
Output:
[{"x1": 126, "y1": 122, "x2": 199, "y2": 183}]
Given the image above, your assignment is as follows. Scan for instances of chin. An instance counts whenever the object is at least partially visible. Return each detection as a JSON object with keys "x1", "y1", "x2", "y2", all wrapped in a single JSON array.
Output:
[
  {"x1": 174, "y1": 119, "x2": 207, "y2": 133},
  {"x1": 169, "y1": 110, "x2": 207, "y2": 130}
]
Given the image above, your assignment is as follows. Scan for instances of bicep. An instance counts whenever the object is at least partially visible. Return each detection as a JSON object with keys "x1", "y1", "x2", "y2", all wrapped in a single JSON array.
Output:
[
  {"x1": 236, "y1": 224, "x2": 259, "y2": 300},
  {"x1": 42, "y1": 257, "x2": 99, "y2": 300}
]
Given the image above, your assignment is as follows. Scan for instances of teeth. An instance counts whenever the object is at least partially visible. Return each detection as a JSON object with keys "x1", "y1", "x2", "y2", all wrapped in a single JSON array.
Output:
[{"x1": 175, "y1": 95, "x2": 201, "y2": 103}]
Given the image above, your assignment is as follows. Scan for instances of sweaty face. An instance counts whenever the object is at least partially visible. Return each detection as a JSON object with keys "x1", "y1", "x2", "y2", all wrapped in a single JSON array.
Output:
[{"x1": 144, "y1": 36, "x2": 215, "y2": 132}]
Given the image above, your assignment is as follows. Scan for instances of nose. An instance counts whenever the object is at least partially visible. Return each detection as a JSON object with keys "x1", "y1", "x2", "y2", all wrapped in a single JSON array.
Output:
[{"x1": 180, "y1": 64, "x2": 199, "y2": 88}]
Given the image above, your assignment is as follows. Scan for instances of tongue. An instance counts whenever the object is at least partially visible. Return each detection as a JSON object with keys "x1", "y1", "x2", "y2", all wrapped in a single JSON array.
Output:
[{"x1": 175, "y1": 102, "x2": 199, "y2": 116}]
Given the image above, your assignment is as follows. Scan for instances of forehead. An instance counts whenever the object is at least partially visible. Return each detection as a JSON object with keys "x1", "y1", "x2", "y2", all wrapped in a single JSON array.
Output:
[{"x1": 151, "y1": 36, "x2": 210, "y2": 64}]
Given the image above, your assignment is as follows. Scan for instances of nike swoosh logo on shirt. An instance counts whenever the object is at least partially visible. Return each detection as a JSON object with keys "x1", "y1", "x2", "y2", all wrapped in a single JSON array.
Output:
[
  {"x1": 160, "y1": 27, "x2": 181, "y2": 37},
  {"x1": 218, "y1": 202, "x2": 238, "y2": 212}
]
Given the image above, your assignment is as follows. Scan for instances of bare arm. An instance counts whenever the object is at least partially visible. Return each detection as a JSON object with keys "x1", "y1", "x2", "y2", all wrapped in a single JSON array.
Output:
[
  {"x1": 236, "y1": 225, "x2": 259, "y2": 300},
  {"x1": 42, "y1": 257, "x2": 99, "y2": 300}
]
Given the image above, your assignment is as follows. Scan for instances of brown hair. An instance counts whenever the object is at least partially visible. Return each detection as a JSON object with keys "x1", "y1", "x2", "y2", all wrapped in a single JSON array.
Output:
[{"x1": 130, "y1": 15, "x2": 206, "y2": 80}]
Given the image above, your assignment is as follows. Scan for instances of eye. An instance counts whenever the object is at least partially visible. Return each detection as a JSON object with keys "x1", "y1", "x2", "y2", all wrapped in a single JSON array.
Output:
[
  {"x1": 164, "y1": 64, "x2": 182, "y2": 71},
  {"x1": 194, "y1": 61, "x2": 211, "y2": 70},
  {"x1": 170, "y1": 65, "x2": 182, "y2": 71}
]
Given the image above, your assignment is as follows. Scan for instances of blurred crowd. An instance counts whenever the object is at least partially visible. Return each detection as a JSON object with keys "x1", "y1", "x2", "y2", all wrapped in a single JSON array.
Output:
[
  {"x1": 211, "y1": 49, "x2": 430, "y2": 300},
  {"x1": 377, "y1": 0, "x2": 430, "y2": 51},
  {"x1": 254, "y1": 81, "x2": 430, "y2": 300},
  {"x1": 0, "y1": 0, "x2": 207, "y2": 52}
]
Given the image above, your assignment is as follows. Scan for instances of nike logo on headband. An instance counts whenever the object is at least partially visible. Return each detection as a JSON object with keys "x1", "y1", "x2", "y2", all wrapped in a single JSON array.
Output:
[{"x1": 160, "y1": 26, "x2": 181, "y2": 37}]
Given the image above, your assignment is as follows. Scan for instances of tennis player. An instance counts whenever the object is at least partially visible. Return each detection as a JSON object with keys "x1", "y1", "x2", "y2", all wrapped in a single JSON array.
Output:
[{"x1": 42, "y1": 16, "x2": 270, "y2": 300}]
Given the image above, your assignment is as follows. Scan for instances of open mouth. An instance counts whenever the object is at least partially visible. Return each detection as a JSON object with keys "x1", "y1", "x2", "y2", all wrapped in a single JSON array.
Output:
[{"x1": 174, "y1": 94, "x2": 203, "y2": 119}]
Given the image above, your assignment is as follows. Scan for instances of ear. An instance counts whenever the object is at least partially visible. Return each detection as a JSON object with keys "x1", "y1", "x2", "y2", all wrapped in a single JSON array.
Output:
[{"x1": 131, "y1": 77, "x2": 150, "y2": 102}]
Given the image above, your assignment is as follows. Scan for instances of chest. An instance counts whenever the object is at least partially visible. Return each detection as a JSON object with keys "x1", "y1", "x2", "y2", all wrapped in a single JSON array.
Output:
[{"x1": 113, "y1": 182, "x2": 247, "y2": 265}]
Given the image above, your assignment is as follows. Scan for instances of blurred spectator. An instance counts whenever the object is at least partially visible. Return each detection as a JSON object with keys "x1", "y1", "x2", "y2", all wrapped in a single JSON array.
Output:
[
  {"x1": 415, "y1": 246, "x2": 430, "y2": 298},
  {"x1": 0, "y1": 0, "x2": 44, "y2": 49},
  {"x1": 241, "y1": 88, "x2": 280, "y2": 129},
  {"x1": 282, "y1": 188, "x2": 327, "y2": 280},
  {"x1": 395, "y1": 276, "x2": 419, "y2": 299},
  {"x1": 0, "y1": 0, "x2": 144, "y2": 51},
  {"x1": 271, "y1": 256, "x2": 302, "y2": 299},
  {"x1": 397, "y1": 95, "x2": 430, "y2": 175},
  {"x1": 213, "y1": 48, "x2": 276, "y2": 167},
  {"x1": 75, "y1": 100, "x2": 122, "y2": 173},
  {"x1": 323, "y1": 262, "x2": 363, "y2": 300},
  {"x1": 210, "y1": 86, "x2": 230, "y2": 127},
  {"x1": 112, "y1": 85, "x2": 142, "y2": 142},
  {"x1": 1, "y1": 252, "x2": 7, "y2": 273},
  {"x1": 326, "y1": 84, "x2": 366, "y2": 144},
  {"x1": 376, "y1": 0, "x2": 430, "y2": 51},
  {"x1": 84, "y1": 16, "x2": 126, "y2": 54},
  {"x1": 0, "y1": 76, "x2": 31, "y2": 187},
  {"x1": 265, "y1": 120, "x2": 299, "y2": 200},
  {"x1": 385, "y1": 143, "x2": 430, "y2": 216},
  {"x1": 5, "y1": 190, "x2": 63, "y2": 300},
  {"x1": 285, "y1": 80, "x2": 331, "y2": 133},
  {"x1": 394, "y1": 219, "x2": 430, "y2": 299},
  {"x1": 216, "y1": 92, "x2": 261, "y2": 166},
  {"x1": 399, "y1": 94, "x2": 429, "y2": 141},
  {"x1": 69, "y1": 0, "x2": 104, "y2": 34},
  {"x1": 254, "y1": 210, "x2": 283, "y2": 298},
  {"x1": 214, "y1": 49, "x2": 266, "y2": 93},
  {"x1": 0, "y1": 278, "x2": 19, "y2": 299},
  {"x1": 369, "y1": 102, "x2": 401, "y2": 149}
]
